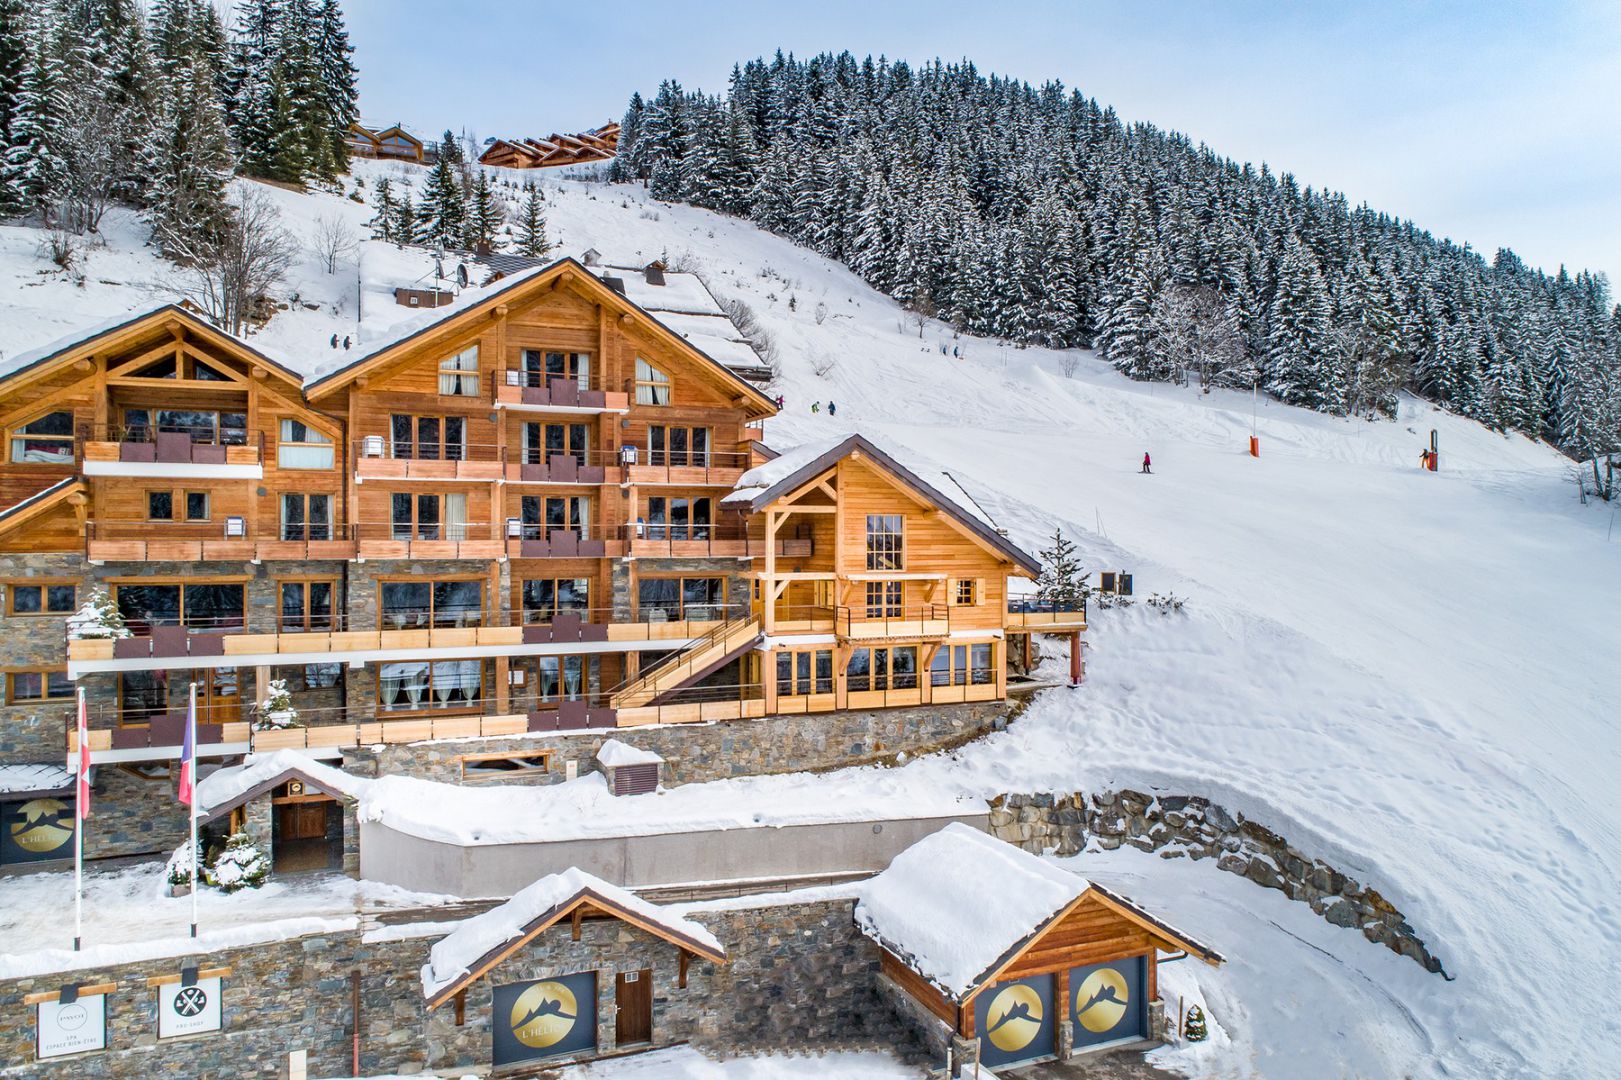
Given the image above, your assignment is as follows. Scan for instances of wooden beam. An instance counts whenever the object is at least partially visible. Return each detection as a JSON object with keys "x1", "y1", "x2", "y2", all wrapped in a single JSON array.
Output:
[
  {"x1": 454, "y1": 988, "x2": 466, "y2": 1026},
  {"x1": 23, "y1": 982, "x2": 116, "y2": 1005},
  {"x1": 678, "y1": 949, "x2": 689, "y2": 989},
  {"x1": 144, "y1": 966, "x2": 232, "y2": 988},
  {"x1": 571, "y1": 908, "x2": 582, "y2": 941}
]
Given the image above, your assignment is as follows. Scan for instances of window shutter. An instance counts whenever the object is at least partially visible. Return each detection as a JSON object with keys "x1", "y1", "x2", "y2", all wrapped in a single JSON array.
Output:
[{"x1": 975, "y1": 578, "x2": 986, "y2": 605}]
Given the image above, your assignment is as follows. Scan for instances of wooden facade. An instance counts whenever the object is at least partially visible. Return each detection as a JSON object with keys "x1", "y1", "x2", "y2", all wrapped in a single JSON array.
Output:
[{"x1": 480, "y1": 123, "x2": 620, "y2": 171}]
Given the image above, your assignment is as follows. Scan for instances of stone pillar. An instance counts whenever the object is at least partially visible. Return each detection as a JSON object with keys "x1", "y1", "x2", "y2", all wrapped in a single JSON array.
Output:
[
  {"x1": 950, "y1": 1035, "x2": 979, "y2": 1079},
  {"x1": 596, "y1": 966, "x2": 617, "y2": 1055},
  {"x1": 243, "y1": 793, "x2": 273, "y2": 849},
  {"x1": 342, "y1": 801, "x2": 360, "y2": 875},
  {"x1": 1056, "y1": 1017, "x2": 1075, "y2": 1059}
]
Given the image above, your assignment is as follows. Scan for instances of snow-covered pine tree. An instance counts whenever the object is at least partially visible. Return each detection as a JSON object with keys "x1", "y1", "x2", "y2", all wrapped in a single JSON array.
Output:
[
  {"x1": 144, "y1": 43, "x2": 233, "y2": 260},
  {"x1": 1035, "y1": 528, "x2": 1089, "y2": 610},
  {"x1": 0, "y1": 0, "x2": 32, "y2": 217},
  {"x1": 368, "y1": 175, "x2": 398, "y2": 243},
  {"x1": 514, "y1": 185, "x2": 551, "y2": 258},
  {"x1": 311, "y1": 0, "x2": 358, "y2": 176},
  {"x1": 438, "y1": 128, "x2": 464, "y2": 166},
  {"x1": 1265, "y1": 236, "x2": 1342, "y2": 411},
  {"x1": 418, "y1": 154, "x2": 465, "y2": 249},
  {"x1": 464, "y1": 170, "x2": 503, "y2": 251}
]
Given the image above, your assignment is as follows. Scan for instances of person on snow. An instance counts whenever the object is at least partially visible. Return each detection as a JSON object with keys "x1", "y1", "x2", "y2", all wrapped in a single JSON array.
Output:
[
  {"x1": 775, "y1": 394, "x2": 785, "y2": 409},
  {"x1": 811, "y1": 401, "x2": 821, "y2": 414},
  {"x1": 828, "y1": 400, "x2": 837, "y2": 416},
  {"x1": 1141, "y1": 451, "x2": 1152, "y2": 474}
]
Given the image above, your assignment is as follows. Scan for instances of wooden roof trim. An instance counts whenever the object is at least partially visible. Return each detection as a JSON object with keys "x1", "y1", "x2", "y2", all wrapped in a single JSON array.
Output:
[
  {"x1": 305, "y1": 257, "x2": 777, "y2": 414},
  {"x1": 374, "y1": 125, "x2": 421, "y2": 146},
  {"x1": 744, "y1": 435, "x2": 1041, "y2": 575},
  {"x1": 1086, "y1": 884, "x2": 1225, "y2": 966},
  {"x1": 0, "y1": 478, "x2": 85, "y2": 537},
  {"x1": 425, "y1": 884, "x2": 727, "y2": 1009},
  {"x1": 959, "y1": 889, "x2": 1095, "y2": 1005},
  {"x1": 198, "y1": 767, "x2": 355, "y2": 824}
]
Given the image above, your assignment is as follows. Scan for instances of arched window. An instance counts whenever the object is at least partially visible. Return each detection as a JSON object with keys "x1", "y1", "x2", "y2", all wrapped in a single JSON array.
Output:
[
  {"x1": 634, "y1": 358, "x2": 671, "y2": 406},
  {"x1": 9, "y1": 411, "x2": 74, "y2": 464}
]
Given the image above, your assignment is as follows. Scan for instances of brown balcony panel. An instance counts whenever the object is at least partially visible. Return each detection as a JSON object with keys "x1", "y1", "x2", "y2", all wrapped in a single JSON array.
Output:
[
  {"x1": 151, "y1": 625, "x2": 189, "y2": 657},
  {"x1": 118, "y1": 441, "x2": 156, "y2": 463},
  {"x1": 357, "y1": 457, "x2": 408, "y2": 478},
  {"x1": 154, "y1": 432, "x2": 191, "y2": 462},
  {"x1": 358, "y1": 540, "x2": 411, "y2": 560},
  {"x1": 191, "y1": 443, "x2": 227, "y2": 465},
  {"x1": 109, "y1": 725, "x2": 150, "y2": 750},
  {"x1": 547, "y1": 455, "x2": 578, "y2": 483},
  {"x1": 89, "y1": 540, "x2": 148, "y2": 561},
  {"x1": 113, "y1": 637, "x2": 151, "y2": 659}
]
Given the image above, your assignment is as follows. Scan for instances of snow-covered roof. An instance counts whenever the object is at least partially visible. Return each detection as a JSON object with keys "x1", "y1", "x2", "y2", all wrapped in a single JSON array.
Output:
[
  {"x1": 0, "y1": 763, "x2": 74, "y2": 796},
  {"x1": 595, "y1": 739, "x2": 664, "y2": 768},
  {"x1": 197, "y1": 750, "x2": 370, "y2": 818},
  {"x1": 724, "y1": 437, "x2": 850, "y2": 507},
  {"x1": 598, "y1": 264, "x2": 724, "y2": 316},
  {"x1": 855, "y1": 824, "x2": 1090, "y2": 998},
  {"x1": 420, "y1": 866, "x2": 724, "y2": 1004}
]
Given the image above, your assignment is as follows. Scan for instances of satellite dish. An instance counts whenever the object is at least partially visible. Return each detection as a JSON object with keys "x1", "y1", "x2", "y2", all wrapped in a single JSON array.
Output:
[{"x1": 456, "y1": 263, "x2": 469, "y2": 289}]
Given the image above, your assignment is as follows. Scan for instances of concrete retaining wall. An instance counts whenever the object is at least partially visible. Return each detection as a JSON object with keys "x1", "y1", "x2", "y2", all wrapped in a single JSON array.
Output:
[{"x1": 361, "y1": 812, "x2": 987, "y2": 896}]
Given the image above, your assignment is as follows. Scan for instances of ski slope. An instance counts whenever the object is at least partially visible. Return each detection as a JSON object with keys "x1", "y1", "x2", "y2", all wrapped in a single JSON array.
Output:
[{"x1": 1, "y1": 160, "x2": 1618, "y2": 1077}]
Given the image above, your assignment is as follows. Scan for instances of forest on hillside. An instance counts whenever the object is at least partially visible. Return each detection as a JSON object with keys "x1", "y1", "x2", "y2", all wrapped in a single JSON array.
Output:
[{"x1": 614, "y1": 52, "x2": 1621, "y2": 466}]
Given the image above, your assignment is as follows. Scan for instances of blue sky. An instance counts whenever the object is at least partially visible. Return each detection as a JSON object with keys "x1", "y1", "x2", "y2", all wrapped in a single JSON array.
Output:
[{"x1": 343, "y1": 0, "x2": 1621, "y2": 287}]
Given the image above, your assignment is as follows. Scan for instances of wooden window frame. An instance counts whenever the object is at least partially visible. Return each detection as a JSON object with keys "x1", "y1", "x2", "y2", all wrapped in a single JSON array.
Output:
[
  {"x1": 954, "y1": 578, "x2": 977, "y2": 606},
  {"x1": 521, "y1": 421, "x2": 590, "y2": 466},
  {"x1": 459, "y1": 748, "x2": 553, "y2": 783},
  {"x1": 123, "y1": 407, "x2": 248, "y2": 446},
  {"x1": 377, "y1": 576, "x2": 486, "y2": 629},
  {"x1": 522, "y1": 349, "x2": 591, "y2": 386},
  {"x1": 519, "y1": 577, "x2": 592, "y2": 623},
  {"x1": 277, "y1": 578, "x2": 339, "y2": 631},
  {"x1": 5, "y1": 667, "x2": 74, "y2": 704},
  {"x1": 865, "y1": 580, "x2": 903, "y2": 618},
  {"x1": 643, "y1": 496, "x2": 713, "y2": 540},
  {"x1": 389, "y1": 413, "x2": 469, "y2": 460},
  {"x1": 389, "y1": 491, "x2": 468, "y2": 541},
  {"x1": 280, "y1": 492, "x2": 333, "y2": 541},
  {"x1": 648, "y1": 424, "x2": 710, "y2": 467},
  {"x1": 846, "y1": 645, "x2": 920, "y2": 692},
  {"x1": 376, "y1": 658, "x2": 486, "y2": 715},
  {"x1": 5, "y1": 581, "x2": 78, "y2": 617},
  {"x1": 775, "y1": 649, "x2": 833, "y2": 696},
  {"x1": 7, "y1": 409, "x2": 76, "y2": 466},
  {"x1": 634, "y1": 357, "x2": 672, "y2": 406},
  {"x1": 108, "y1": 578, "x2": 249, "y2": 631},
  {"x1": 438, "y1": 344, "x2": 480, "y2": 397},
  {"x1": 637, "y1": 576, "x2": 725, "y2": 622},
  {"x1": 865, "y1": 514, "x2": 905, "y2": 571},
  {"x1": 145, "y1": 489, "x2": 212, "y2": 522},
  {"x1": 523, "y1": 653, "x2": 597, "y2": 703},
  {"x1": 277, "y1": 418, "x2": 335, "y2": 470},
  {"x1": 519, "y1": 494, "x2": 591, "y2": 533}
]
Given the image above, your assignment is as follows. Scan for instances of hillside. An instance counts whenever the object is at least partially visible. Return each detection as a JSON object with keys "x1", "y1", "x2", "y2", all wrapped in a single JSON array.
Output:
[{"x1": 1, "y1": 160, "x2": 1619, "y2": 1077}]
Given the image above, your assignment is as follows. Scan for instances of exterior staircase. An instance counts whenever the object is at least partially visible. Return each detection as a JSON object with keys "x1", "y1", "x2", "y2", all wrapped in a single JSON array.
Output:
[{"x1": 609, "y1": 616, "x2": 762, "y2": 709}]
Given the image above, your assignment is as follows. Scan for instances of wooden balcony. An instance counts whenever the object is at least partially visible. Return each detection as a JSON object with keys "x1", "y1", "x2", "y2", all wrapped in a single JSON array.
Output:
[
  {"x1": 493, "y1": 373, "x2": 629, "y2": 413},
  {"x1": 834, "y1": 604, "x2": 951, "y2": 642},
  {"x1": 86, "y1": 522, "x2": 359, "y2": 563},
  {"x1": 1004, "y1": 603, "x2": 1088, "y2": 633},
  {"x1": 81, "y1": 429, "x2": 263, "y2": 479},
  {"x1": 355, "y1": 453, "x2": 505, "y2": 482}
]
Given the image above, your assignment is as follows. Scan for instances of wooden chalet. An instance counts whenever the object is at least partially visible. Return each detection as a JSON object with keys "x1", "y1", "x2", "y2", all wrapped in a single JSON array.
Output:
[
  {"x1": 346, "y1": 122, "x2": 425, "y2": 164},
  {"x1": 858, "y1": 825, "x2": 1222, "y2": 1069},
  {"x1": 480, "y1": 122, "x2": 620, "y2": 170}
]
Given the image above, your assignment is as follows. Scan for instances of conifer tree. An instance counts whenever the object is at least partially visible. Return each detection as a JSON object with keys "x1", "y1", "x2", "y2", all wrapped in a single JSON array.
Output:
[
  {"x1": 514, "y1": 185, "x2": 551, "y2": 258},
  {"x1": 418, "y1": 155, "x2": 465, "y2": 249},
  {"x1": 464, "y1": 170, "x2": 503, "y2": 250},
  {"x1": 368, "y1": 175, "x2": 398, "y2": 243}
]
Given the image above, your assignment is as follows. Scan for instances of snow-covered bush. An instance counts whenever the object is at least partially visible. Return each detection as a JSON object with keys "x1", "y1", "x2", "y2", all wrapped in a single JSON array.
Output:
[
  {"x1": 67, "y1": 590, "x2": 130, "y2": 640},
  {"x1": 165, "y1": 837, "x2": 204, "y2": 892},
  {"x1": 205, "y1": 832, "x2": 270, "y2": 893},
  {"x1": 1183, "y1": 1003, "x2": 1208, "y2": 1042},
  {"x1": 1146, "y1": 592, "x2": 1187, "y2": 614},
  {"x1": 253, "y1": 679, "x2": 301, "y2": 730}
]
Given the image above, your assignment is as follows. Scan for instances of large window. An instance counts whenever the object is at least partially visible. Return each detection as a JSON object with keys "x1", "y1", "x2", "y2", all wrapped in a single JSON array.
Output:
[
  {"x1": 6, "y1": 582, "x2": 76, "y2": 616},
  {"x1": 529, "y1": 654, "x2": 597, "y2": 701},
  {"x1": 378, "y1": 660, "x2": 483, "y2": 711},
  {"x1": 523, "y1": 422, "x2": 589, "y2": 466},
  {"x1": 520, "y1": 495, "x2": 590, "y2": 536},
  {"x1": 847, "y1": 646, "x2": 918, "y2": 692},
  {"x1": 438, "y1": 344, "x2": 479, "y2": 396},
  {"x1": 125, "y1": 408, "x2": 246, "y2": 445},
  {"x1": 523, "y1": 349, "x2": 590, "y2": 387},
  {"x1": 865, "y1": 515, "x2": 904, "y2": 570},
  {"x1": 119, "y1": 670, "x2": 168, "y2": 722},
  {"x1": 391, "y1": 492, "x2": 467, "y2": 541},
  {"x1": 390, "y1": 414, "x2": 466, "y2": 460},
  {"x1": 648, "y1": 425, "x2": 709, "y2": 467},
  {"x1": 279, "y1": 580, "x2": 336, "y2": 631},
  {"x1": 645, "y1": 497, "x2": 711, "y2": 540},
  {"x1": 638, "y1": 577, "x2": 724, "y2": 622},
  {"x1": 865, "y1": 581, "x2": 903, "y2": 619},
  {"x1": 9, "y1": 411, "x2": 74, "y2": 464},
  {"x1": 6, "y1": 669, "x2": 73, "y2": 704},
  {"x1": 521, "y1": 578, "x2": 591, "y2": 623},
  {"x1": 934, "y1": 643, "x2": 994, "y2": 686},
  {"x1": 634, "y1": 358, "x2": 671, "y2": 405},
  {"x1": 776, "y1": 650, "x2": 833, "y2": 696},
  {"x1": 281, "y1": 493, "x2": 332, "y2": 541},
  {"x1": 114, "y1": 582, "x2": 245, "y2": 632},
  {"x1": 146, "y1": 490, "x2": 210, "y2": 521},
  {"x1": 277, "y1": 419, "x2": 333, "y2": 469},
  {"x1": 380, "y1": 579, "x2": 483, "y2": 629}
]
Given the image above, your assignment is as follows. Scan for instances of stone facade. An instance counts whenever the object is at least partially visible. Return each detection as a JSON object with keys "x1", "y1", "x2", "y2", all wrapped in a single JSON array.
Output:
[
  {"x1": 0, "y1": 554, "x2": 86, "y2": 762},
  {"x1": 0, "y1": 896, "x2": 909, "y2": 1078},
  {"x1": 350, "y1": 699, "x2": 1010, "y2": 788},
  {"x1": 988, "y1": 790, "x2": 1446, "y2": 975}
]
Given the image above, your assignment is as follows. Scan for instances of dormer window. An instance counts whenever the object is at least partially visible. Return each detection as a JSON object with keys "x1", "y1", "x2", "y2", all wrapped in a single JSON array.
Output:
[
  {"x1": 438, "y1": 345, "x2": 479, "y2": 396},
  {"x1": 634, "y1": 358, "x2": 671, "y2": 406},
  {"x1": 9, "y1": 411, "x2": 74, "y2": 464}
]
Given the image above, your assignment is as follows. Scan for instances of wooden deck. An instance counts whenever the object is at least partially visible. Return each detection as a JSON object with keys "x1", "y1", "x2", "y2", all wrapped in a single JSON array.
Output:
[{"x1": 1004, "y1": 610, "x2": 1089, "y2": 632}]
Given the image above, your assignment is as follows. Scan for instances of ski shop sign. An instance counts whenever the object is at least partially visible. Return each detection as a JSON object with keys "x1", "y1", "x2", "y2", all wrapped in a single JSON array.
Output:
[
  {"x1": 156, "y1": 969, "x2": 224, "y2": 1039},
  {"x1": 492, "y1": 971, "x2": 598, "y2": 1066},
  {"x1": 33, "y1": 984, "x2": 108, "y2": 1060}
]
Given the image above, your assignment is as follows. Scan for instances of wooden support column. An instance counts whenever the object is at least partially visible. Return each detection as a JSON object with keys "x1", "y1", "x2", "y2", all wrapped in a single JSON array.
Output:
[
  {"x1": 762, "y1": 646, "x2": 778, "y2": 714},
  {"x1": 762, "y1": 510, "x2": 778, "y2": 634},
  {"x1": 1070, "y1": 632, "x2": 1082, "y2": 686},
  {"x1": 494, "y1": 655, "x2": 509, "y2": 715},
  {"x1": 678, "y1": 949, "x2": 689, "y2": 989},
  {"x1": 255, "y1": 665, "x2": 271, "y2": 707}
]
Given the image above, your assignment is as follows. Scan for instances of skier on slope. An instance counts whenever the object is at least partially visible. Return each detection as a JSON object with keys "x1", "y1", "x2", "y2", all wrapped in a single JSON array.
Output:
[
  {"x1": 811, "y1": 401, "x2": 821, "y2": 414},
  {"x1": 1141, "y1": 451, "x2": 1152, "y2": 475},
  {"x1": 828, "y1": 401, "x2": 837, "y2": 417}
]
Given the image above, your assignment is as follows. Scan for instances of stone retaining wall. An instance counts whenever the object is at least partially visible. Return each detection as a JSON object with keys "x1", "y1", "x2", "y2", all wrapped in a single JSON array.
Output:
[
  {"x1": 351, "y1": 699, "x2": 1009, "y2": 788},
  {"x1": 989, "y1": 790, "x2": 1445, "y2": 975},
  {"x1": 0, "y1": 896, "x2": 903, "y2": 1078}
]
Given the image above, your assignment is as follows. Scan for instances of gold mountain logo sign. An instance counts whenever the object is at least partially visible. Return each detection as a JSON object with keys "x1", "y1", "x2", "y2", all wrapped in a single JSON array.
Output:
[
  {"x1": 985, "y1": 983, "x2": 1044, "y2": 1052},
  {"x1": 11, "y1": 799, "x2": 72, "y2": 854},
  {"x1": 1075, "y1": 967, "x2": 1130, "y2": 1033},
  {"x1": 509, "y1": 980, "x2": 578, "y2": 1049}
]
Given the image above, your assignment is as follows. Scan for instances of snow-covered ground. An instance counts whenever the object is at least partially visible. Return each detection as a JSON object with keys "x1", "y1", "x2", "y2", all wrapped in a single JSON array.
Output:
[
  {"x1": 563, "y1": 1046, "x2": 924, "y2": 1079},
  {"x1": 1, "y1": 160, "x2": 1618, "y2": 1077}
]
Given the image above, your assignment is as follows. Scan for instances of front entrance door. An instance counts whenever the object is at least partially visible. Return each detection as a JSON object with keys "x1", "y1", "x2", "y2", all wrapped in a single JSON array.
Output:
[
  {"x1": 199, "y1": 667, "x2": 241, "y2": 724},
  {"x1": 974, "y1": 973, "x2": 1056, "y2": 1069},
  {"x1": 271, "y1": 793, "x2": 341, "y2": 873},
  {"x1": 615, "y1": 968, "x2": 652, "y2": 1046}
]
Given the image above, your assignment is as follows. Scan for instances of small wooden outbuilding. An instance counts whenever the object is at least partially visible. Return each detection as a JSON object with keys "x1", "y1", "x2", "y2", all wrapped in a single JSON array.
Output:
[{"x1": 856, "y1": 824, "x2": 1222, "y2": 1071}]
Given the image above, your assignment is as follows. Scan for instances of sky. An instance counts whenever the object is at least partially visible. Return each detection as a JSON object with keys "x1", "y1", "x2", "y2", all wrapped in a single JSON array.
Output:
[{"x1": 341, "y1": 0, "x2": 1621, "y2": 288}]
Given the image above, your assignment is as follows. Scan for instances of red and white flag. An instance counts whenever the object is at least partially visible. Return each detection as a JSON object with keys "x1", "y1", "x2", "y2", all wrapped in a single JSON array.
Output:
[
  {"x1": 75, "y1": 688, "x2": 91, "y2": 819},
  {"x1": 177, "y1": 686, "x2": 196, "y2": 807}
]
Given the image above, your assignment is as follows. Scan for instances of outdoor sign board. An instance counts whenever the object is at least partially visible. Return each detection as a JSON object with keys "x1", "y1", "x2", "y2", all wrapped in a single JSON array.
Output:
[
  {"x1": 158, "y1": 976, "x2": 223, "y2": 1039},
  {"x1": 492, "y1": 971, "x2": 597, "y2": 1066},
  {"x1": 973, "y1": 972, "x2": 1055, "y2": 1068},
  {"x1": 1069, "y1": 956, "x2": 1147, "y2": 1048},
  {"x1": 37, "y1": 993, "x2": 105, "y2": 1060},
  {"x1": 1, "y1": 798, "x2": 75, "y2": 866}
]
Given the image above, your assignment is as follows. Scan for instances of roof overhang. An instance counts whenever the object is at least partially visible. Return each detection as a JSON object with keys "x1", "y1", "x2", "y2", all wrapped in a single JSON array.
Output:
[
  {"x1": 199, "y1": 765, "x2": 355, "y2": 823},
  {"x1": 0, "y1": 478, "x2": 85, "y2": 538}
]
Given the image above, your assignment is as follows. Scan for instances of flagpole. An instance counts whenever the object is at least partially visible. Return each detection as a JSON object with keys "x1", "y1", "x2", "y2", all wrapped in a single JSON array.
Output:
[
  {"x1": 73, "y1": 687, "x2": 85, "y2": 952},
  {"x1": 188, "y1": 682, "x2": 199, "y2": 940}
]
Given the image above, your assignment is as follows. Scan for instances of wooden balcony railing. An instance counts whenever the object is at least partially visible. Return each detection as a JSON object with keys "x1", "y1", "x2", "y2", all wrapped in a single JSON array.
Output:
[
  {"x1": 1004, "y1": 598, "x2": 1088, "y2": 632},
  {"x1": 834, "y1": 603, "x2": 951, "y2": 641},
  {"x1": 492, "y1": 370, "x2": 629, "y2": 412},
  {"x1": 85, "y1": 520, "x2": 359, "y2": 563},
  {"x1": 79, "y1": 424, "x2": 263, "y2": 469}
]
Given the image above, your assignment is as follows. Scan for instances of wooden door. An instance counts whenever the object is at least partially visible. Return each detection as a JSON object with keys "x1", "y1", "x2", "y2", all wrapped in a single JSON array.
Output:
[
  {"x1": 199, "y1": 667, "x2": 241, "y2": 724},
  {"x1": 279, "y1": 801, "x2": 328, "y2": 841},
  {"x1": 614, "y1": 968, "x2": 652, "y2": 1046}
]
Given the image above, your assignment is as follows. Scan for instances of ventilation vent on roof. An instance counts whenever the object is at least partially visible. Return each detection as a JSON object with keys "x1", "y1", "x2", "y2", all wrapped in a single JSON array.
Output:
[
  {"x1": 602, "y1": 276, "x2": 626, "y2": 296},
  {"x1": 644, "y1": 262, "x2": 666, "y2": 286},
  {"x1": 582, "y1": 248, "x2": 602, "y2": 266}
]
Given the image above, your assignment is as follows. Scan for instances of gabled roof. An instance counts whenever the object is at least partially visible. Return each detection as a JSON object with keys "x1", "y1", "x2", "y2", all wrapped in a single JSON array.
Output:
[
  {"x1": 0, "y1": 478, "x2": 84, "y2": 538},
  {"x1": 855, "y1": 824, "x2": 1221, "y2": 1001},
  {"x1": 0, "y1": 303, "x2": 304, "y2": 390},
  {"x1": 196, "y1": 750, "x2": 367, "y2": 821},
  {"x1": 421, "y1": 867, "x2": 726, "y2": 1007},
  {"x1": 727, "y1": 435, "x2": 1041, "y2": 575},
  {"x1": 304, "y1": 256, "x2": 776, "y2": 414}
]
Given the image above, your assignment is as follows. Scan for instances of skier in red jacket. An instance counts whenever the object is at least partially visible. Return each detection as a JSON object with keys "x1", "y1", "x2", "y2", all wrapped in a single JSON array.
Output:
[{"x1": 1141, "y1": 451, "x2": 1152, "y2": 474}]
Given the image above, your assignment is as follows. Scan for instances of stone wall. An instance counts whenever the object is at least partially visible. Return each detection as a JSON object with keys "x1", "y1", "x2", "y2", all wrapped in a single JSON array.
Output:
[
  {"x1": 0, "y1": 554, "x2": 86, "y2": 761},
  {"x1": 989, "y1": 790, "x2": 1445, "y2": 975},
  {"x1": 350, "y1": 699, "x2": 1010, "y2": 788},
  {"x1": 0, "y1": 896, "x2": 905, "y2": 1078}
]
